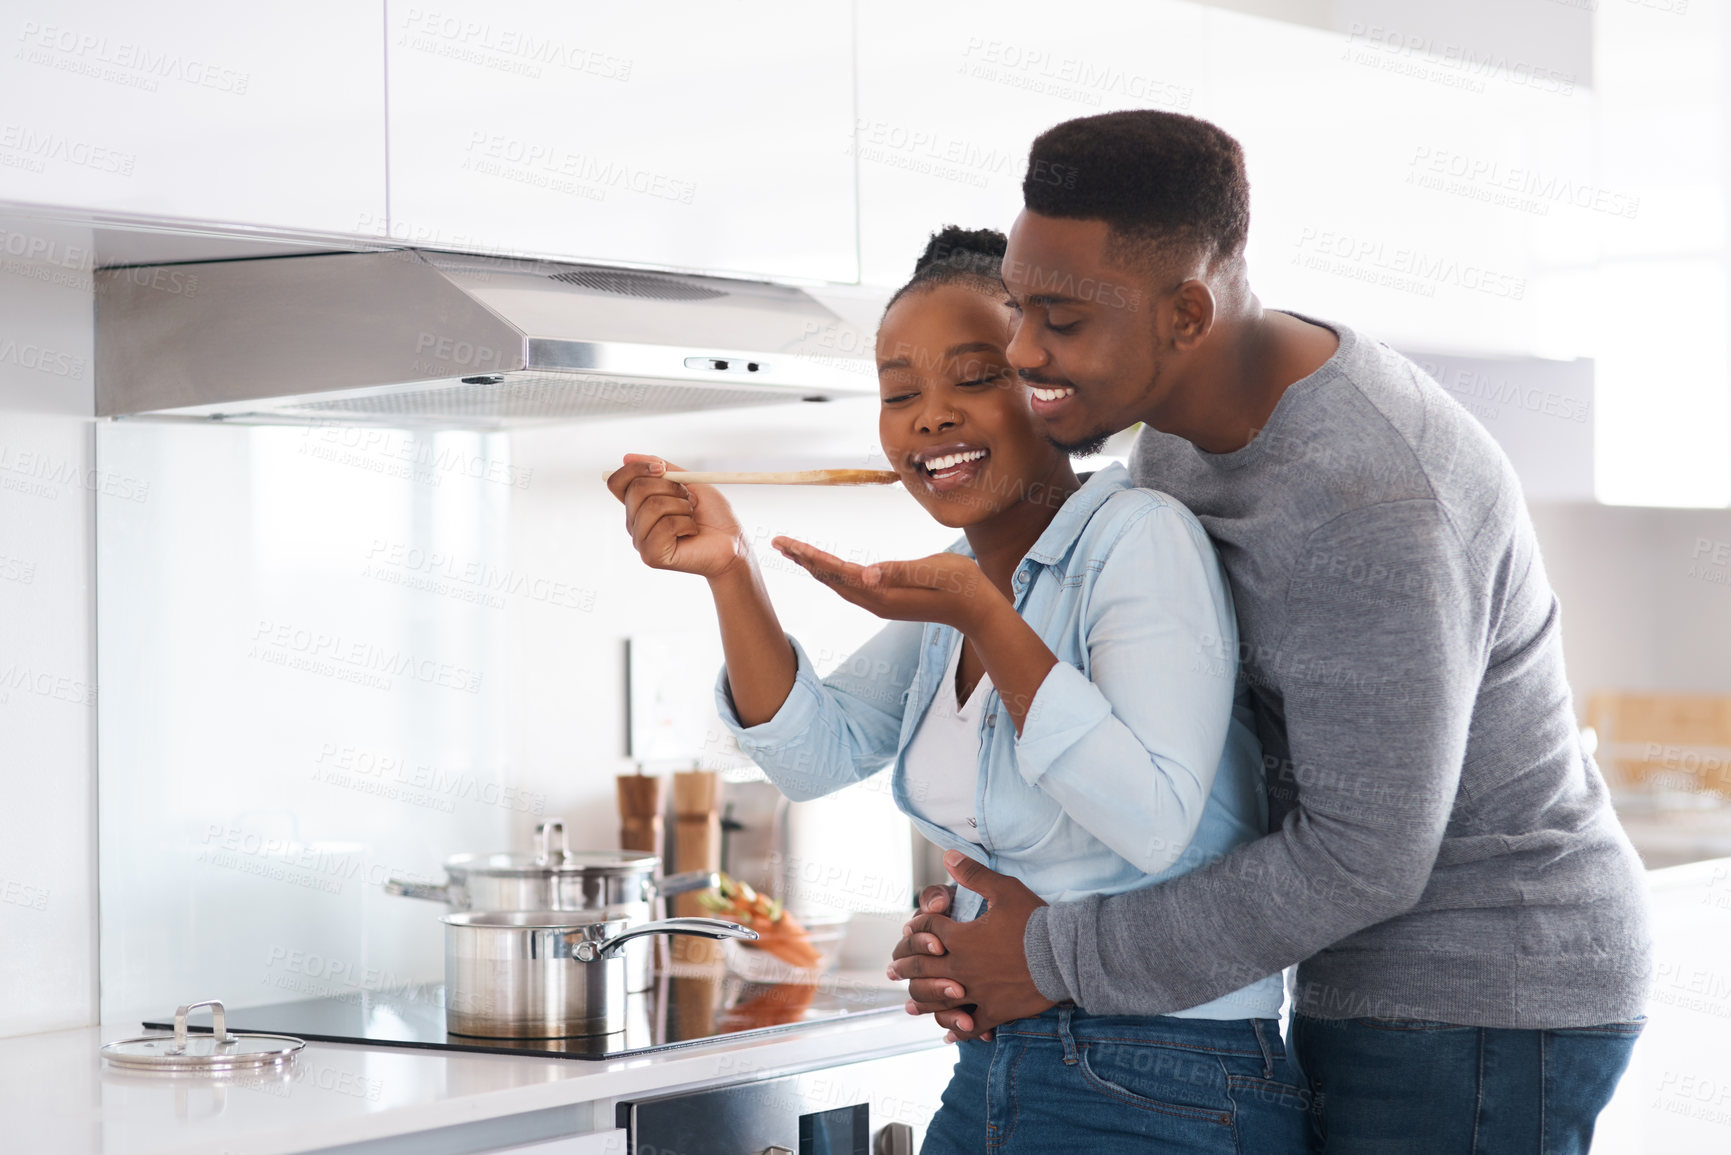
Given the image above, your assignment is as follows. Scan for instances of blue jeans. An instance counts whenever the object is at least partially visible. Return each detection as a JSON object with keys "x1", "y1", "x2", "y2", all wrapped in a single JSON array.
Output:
[
  {"x1": 921, "y1": 1006, "x2": 1310, "y2": 1154},
  {"x1": 1291, "y1": 1013, "x2": 1645, "y2": 1153}
]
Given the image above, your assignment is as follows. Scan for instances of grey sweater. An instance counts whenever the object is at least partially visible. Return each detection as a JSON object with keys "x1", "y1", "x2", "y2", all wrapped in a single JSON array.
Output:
[{"x1": 1023, "y1": 316, "x2": 1651, "y2": 1029}]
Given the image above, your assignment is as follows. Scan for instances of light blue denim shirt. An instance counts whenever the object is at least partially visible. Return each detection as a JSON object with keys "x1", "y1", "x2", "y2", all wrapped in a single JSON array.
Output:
[{"x1": 716, "y1": 463, "x2": 1283, "y2": 1020}]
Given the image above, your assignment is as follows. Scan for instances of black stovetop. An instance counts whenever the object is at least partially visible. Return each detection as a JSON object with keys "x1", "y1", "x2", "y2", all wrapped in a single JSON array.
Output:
[{"x1": 143, "y1": 969, "x2": 905, "y2": 1061}]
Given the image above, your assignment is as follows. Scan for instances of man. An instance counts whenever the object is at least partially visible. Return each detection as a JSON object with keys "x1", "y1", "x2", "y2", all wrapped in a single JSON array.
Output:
[{"x1": 887, "y1": 111, "x2": 1650, "y2": 1151}]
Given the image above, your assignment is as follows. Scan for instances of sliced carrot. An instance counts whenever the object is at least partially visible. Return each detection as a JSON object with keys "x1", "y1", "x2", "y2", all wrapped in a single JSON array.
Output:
[{"x1": 698, "y1": 873, "x2": 823, "y2": 968}]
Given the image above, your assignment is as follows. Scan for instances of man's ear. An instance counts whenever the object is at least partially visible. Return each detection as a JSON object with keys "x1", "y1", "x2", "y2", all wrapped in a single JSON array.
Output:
[{"x1": 1169, "y1": 279, "x2": 1216, "y2": 351}]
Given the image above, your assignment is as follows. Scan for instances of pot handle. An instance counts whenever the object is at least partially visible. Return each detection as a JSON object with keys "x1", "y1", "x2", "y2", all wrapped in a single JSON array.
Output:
[
  {"x1": 172, "y1": 1000, "x2": 230, "y2": 1052},
  {"x1": 652, "y1": 870, "x2": 719, "y2": 898},
  {"x1": 574, "y1": 916, "x2": 757, "y2": 962},
  {"x1": 383, "y1": 877, "x2": 451, "y2": 903},
  {"x1": 535, "y1": 818, "x2": 571, "y2": 866}
]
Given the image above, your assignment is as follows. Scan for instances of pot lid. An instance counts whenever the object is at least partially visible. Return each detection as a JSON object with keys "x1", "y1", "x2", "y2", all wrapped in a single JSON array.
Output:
[
  {"x1": 442, "y1": 910, "x2": 629, "y2": 930},
  {"x1": 444, "y1": 819, "x2": 659, "y2": 878},
  {"x1": 101, "y1": 1001, "x2": 304, "y2": 1073}
]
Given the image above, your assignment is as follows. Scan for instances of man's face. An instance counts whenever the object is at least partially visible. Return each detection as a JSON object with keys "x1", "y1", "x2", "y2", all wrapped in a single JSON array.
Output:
[{"x1": 1000, "y1": 210, "x2": 1170, "y2": 452}]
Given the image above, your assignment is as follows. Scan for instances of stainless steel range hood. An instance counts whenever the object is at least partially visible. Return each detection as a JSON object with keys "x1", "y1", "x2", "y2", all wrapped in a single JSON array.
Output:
[{"x1": 95, "y1": 250, "x2": 877, "y2": 427}]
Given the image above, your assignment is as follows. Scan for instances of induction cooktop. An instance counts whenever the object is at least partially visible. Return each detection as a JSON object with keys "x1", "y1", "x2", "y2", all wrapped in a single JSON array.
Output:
[{"x1": 142, "y1": 968, "x2": 906, "y2": 1061}]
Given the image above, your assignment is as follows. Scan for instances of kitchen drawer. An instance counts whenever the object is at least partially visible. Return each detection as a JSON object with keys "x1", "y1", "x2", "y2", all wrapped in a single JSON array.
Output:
[
  {"x1": 618, "y1": 1045, "x2": 955, "y2": 1154},
  {"x1": 304, "y1": 1109, "x2": 621, "y2": 1155},
  {"x1": 484, "y1": 1128, "x2": 626, "y2": 1154}
]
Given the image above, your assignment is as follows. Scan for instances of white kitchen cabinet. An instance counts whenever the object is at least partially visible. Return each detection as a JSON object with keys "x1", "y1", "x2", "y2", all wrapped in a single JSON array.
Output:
[
  {"x1": 0, "y1": 217, "x2": 99, "y2": 1040},
  {"x1": 386, "y1": 0, "x2": 856, "y2": 282},
  {"x1": 856, "y1": 1, "x2": 1597, "y2": 367},
  {"x1": 1195, "y1": 6, "x2": 1591, "y2": 360},
  {"x1": 0, "y1": 0, "x2": 387, "y2": 237},
  {"x1": 854, "y1": 0, "x2": 1207, "y2": 286}
]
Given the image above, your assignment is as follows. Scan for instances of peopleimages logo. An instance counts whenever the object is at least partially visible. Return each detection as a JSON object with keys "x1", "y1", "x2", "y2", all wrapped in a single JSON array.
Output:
[
  {"x1": 362, "y1": 539, "x2": 596, "y2": 611},
  {"x1": 0, "y1": 664, "x2": 97, "y2": 707},
  {"x1": 0, "y1": 227, "x2": 91, "y2": 269},
  {"x1": 311, "y1": 742, "x2": 546, "y2": 815},
  {"x1": 1413, "y1": 362, "x2": 1590, "y2": 425},
  {"x1": 414, "y1": 331, "x2": 510, "y2": 374},
  {"x1": 1343, "y1": 23, "x2": 1576, "y2": 97},
  {"x1": 1689, "y1": 537, "x2": 1731, "y2": 590},
  {"x1": 1407, "y1": 146, "x2": 1640, "y2": 220},
  {"x1": 1292, "y1": 228, "x2": 1527, "y2": 301},
  {"x1": 958, "y1": 37, "x2": 1194, "y2": 110},
  {"x1": 848, "y1": 117, "x2": 1019, "y2": 190},
  {"x1": 248, "y1": 619, "x2": 485, "y2": 695},
  {"x1": 462, "y1": 132, "x2": 697, "y2": 204},
  {"x1": 0, "y1": 337, "x2": 86, "y2": 378},
  {"x1": 198, "y1": 825, "x2": 425, "y2": 897},
  {"x1": 396, "y1": 9, "x2": 633, "y2": 81},
  {"x1": 0, "y1": 123, "x2": 135, "y2": 175},
  {"x1": 15, "y1": 20, "x2": 252, "y2": 94},
  {"x1": 298, "y1": 422, "x2": 533, "y2": 490},
  {"x1": 0, "y1": 876, "x2": 50, "y2": 911}
]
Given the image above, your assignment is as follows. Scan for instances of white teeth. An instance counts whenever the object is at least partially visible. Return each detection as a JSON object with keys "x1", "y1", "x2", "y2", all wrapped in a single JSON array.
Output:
[
  {"x1": 923, "y1": 449, "x2": 987, "y2": 473},
  {"x1": 1032, "y1": 386, "x2": 1075, "y2": 403}
]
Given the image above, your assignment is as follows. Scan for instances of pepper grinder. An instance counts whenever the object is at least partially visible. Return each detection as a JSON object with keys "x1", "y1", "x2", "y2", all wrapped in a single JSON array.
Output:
[{"x1": 671, "y1": 769, "x2": 722, "y2": 963}]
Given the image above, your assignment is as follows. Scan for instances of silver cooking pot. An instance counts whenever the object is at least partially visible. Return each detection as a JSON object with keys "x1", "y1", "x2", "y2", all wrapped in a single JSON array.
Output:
[
  {"x1": 384, "y1": 820, "x2": 716, "y2": 992},
  {"x1": 383, "y1": 819, "x2": 715, "y2": 910},
  {"x1": 443, "y1": 912, "x2": 756, "y2": 1038}
]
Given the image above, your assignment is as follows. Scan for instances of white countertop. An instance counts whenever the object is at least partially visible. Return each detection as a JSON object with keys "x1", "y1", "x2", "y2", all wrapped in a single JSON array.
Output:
[
  {"x1": 17, "y1": 861, "x2": 1726, "y2": 1155},
  {"x1": 1, "y1": 981, "x2": 949, "y2": 1155},
  {"x1": 1584, "y1": 859, "x2": 1731, "y2": 1153}
]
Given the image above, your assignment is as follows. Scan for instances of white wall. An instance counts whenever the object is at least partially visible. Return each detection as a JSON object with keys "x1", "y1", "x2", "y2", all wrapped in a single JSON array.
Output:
[
  {"x1": 1529, "y1": 502, "x2": 1731, "y2": 703},
  {"x1": 1589, "y1": 0, "x2": 1730, "y2": 507},
  {"x1": 0, "y1": 217, "x2": 97, "y2": 1036}
]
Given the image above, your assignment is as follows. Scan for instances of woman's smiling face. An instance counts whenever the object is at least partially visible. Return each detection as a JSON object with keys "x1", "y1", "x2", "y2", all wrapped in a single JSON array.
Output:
[{"x1": 877, "y1": 282, "x2": 1068, "y2": 529}]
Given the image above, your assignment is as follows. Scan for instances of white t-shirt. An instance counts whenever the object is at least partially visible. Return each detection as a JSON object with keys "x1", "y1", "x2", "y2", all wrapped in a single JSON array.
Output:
[{"x1": 902, "y1": 640, "x2": 990, "y2": 845}]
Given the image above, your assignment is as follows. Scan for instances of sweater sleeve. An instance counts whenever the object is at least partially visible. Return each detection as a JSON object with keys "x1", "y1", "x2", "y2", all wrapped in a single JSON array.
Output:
[{"x1": 1025, "y1": 500, "x2": 1487, "y2": 1011}]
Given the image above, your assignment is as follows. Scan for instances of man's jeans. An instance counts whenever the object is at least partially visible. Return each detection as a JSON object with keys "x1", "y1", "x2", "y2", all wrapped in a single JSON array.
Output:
[
  {"x1": 1291, "y1": 1013, "x2": 1645, "y2": 1153},
  {"x1": 921, "y1": 1006, "x2": 1309, "y2": 1153}
]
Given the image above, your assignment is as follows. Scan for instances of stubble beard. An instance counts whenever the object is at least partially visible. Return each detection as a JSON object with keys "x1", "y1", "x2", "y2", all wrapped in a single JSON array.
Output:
[
  {"x1": 1048, "y1": 429, "x2": 1111, "y2": 457},
  {"x1": 1047, "y1": 364, "x2": 1160, "y2": 458}
]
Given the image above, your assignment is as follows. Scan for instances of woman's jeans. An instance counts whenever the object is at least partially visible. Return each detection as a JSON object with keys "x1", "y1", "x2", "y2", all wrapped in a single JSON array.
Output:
[
  {"x1": 921, "y1": 1006, "x2": 1310, "y2": 1154},
  {"x1": 1290, "y1": 1012, "x2": 1645, "y2": 1153}
]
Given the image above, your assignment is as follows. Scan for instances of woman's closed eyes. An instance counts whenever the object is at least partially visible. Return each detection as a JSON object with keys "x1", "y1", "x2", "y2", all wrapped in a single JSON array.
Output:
[{"x1": 881, "y1": 372, "x2": 1012, "y2": 406}]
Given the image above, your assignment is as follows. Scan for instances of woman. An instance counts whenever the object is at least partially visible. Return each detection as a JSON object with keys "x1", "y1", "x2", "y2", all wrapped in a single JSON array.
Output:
[{"x1": 606, "y1": 228, "x2": 1307, "y2": 1153}]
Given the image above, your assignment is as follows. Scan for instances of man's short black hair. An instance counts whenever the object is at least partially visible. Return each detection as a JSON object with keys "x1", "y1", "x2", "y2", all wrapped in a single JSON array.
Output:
[{"x1": 1023, "y1": 111, "x2": 1250, "y2": 274}]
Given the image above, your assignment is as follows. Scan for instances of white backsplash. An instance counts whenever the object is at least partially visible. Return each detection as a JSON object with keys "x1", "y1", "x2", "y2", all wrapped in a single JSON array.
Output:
[
  {"x1": 96, "y1": 421, "x2": 515, "y2": 1023},
  {"x1": 91, "y1": 400, "x2": 963, "y2": 1024}
]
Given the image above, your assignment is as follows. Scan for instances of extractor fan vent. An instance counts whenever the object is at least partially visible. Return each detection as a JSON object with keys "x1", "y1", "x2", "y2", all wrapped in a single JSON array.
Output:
[
  {"x1": 546, "y1": 268, "x2": 729, "y2": 302},
  {"x1": 283, "y1": 374, "x2": 803, "y2": 422}
]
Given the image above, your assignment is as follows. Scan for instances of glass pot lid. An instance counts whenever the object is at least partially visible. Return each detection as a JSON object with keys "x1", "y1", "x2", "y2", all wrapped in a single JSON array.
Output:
[
  {"x1": 445, "y1": 819, "x2": 660, "y2": 879},
  {"x1": 101, "y1": 1000, "x2": 305, "y2": 1073}
]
